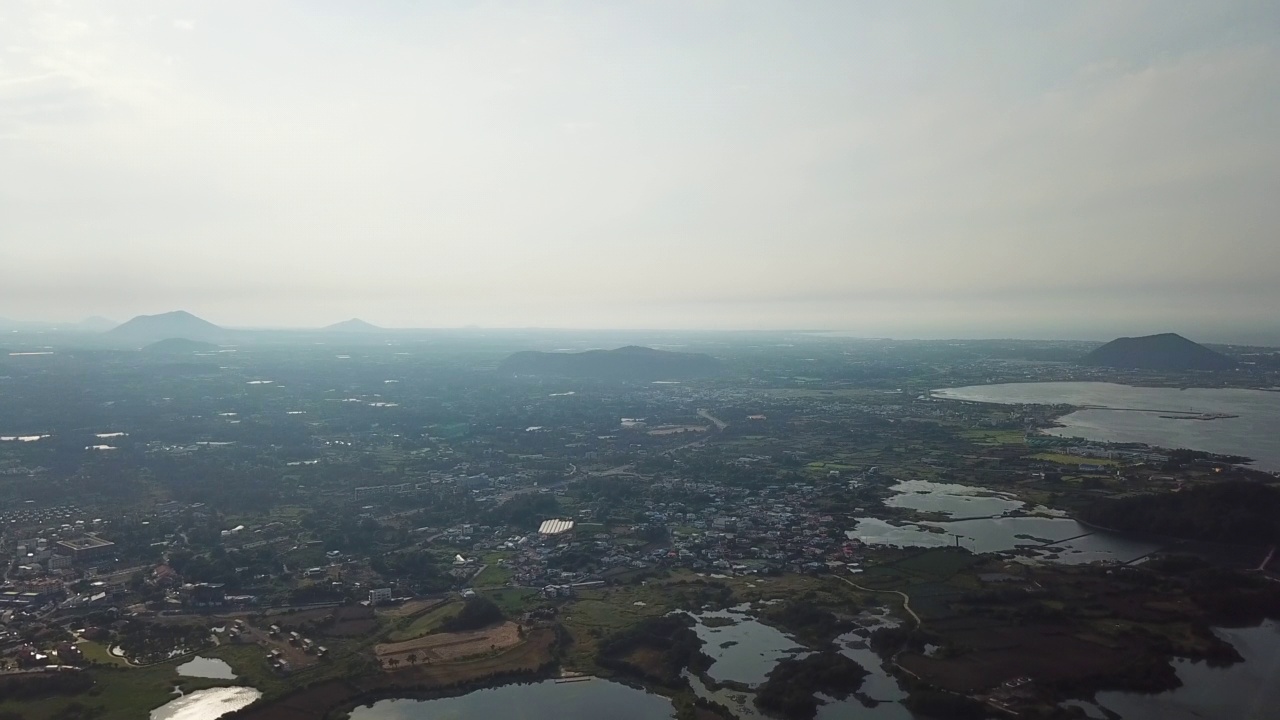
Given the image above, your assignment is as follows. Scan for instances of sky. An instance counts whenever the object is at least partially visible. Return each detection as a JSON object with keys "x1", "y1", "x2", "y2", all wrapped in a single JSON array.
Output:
[{"x1": 2, "y1": 1, "x2": 1278, "y2": 342}]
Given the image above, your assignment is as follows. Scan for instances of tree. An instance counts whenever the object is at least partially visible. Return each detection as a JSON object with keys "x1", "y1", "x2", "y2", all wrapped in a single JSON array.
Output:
[{"x1": 407, "y1": 652, "x2": 417, "y2": 665}]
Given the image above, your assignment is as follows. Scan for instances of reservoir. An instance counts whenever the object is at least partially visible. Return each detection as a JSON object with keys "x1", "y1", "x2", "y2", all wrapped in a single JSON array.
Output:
[
  {"x1": 933, "y1": 382, "x2": 1280, "y2": 471},
  {"x1": 347, "y1": 679, "x2": 675, "y2": 719}
]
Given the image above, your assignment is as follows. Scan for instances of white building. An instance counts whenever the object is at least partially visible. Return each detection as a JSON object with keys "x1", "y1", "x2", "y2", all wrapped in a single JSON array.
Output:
[{"x1": 368, "y1": 587, "x2": 393, "y2": 605}]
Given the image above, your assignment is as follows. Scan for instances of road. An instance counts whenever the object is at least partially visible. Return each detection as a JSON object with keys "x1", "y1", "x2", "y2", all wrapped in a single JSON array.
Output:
[
  {"x1": 832, "y1": 574, "x2": 922, "y2": 628},
  {"x1": 697, "y1": 408, "x2": 728, "y2": 430}
]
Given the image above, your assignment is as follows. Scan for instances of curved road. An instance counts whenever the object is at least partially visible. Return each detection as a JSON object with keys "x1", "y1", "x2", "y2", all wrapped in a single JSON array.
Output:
[{"x1": 832, "y1": 575, "x2": 922, "y2": 628}]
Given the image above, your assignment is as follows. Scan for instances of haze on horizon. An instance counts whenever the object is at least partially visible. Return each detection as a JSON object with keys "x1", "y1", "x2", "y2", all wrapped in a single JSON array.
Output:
[{"x1": 2, "y1": 1, "x2": 1279, "y2": 344}]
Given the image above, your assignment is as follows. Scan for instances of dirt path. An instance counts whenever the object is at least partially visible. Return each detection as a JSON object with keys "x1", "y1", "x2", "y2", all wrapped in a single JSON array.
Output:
[{"x1": 833, "y1": 575, "x2": 922, "y2": 627}]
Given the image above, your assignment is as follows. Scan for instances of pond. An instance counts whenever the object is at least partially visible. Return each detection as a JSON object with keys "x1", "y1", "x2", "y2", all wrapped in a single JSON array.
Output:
[
  {"x1": 933, "y1": 382, "x2": 1280, "y2": 471},
  {"x1": 150, "y1": 686, "x2": 262, "y2": 720},
  {"x1": 688, "y1": 607, "x2": 809, "y2": 686},
  {"x1": 176, "y1": 656, "x2": 237, "y2": 680},
  {"x1": 347, "y1": 678, "x2": 675, "y2": 719}
]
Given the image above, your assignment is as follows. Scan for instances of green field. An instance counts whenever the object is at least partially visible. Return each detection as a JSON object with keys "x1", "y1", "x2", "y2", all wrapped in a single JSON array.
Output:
[
  {"x1": 472, "y1": 552, "x2": 514, "y2": 588},
  {"x1": 385, "y1": 602, "x2": 461, "y2": 642},
  {"x1": 479, "y1": 587, "x2": 541, "y2": 616},
  {"x1": 1030, "y1": 453, "x2": 1118, "y2": 466},
  {"x1": 77, "y1": 640, "x2": 130, "y2": 667},
  {"x1": 0, "y1": 661, "x2": 229, "y2": 720},
  {"x1": 961, "y1": 429, "x2": 1026, "y2": 446}
]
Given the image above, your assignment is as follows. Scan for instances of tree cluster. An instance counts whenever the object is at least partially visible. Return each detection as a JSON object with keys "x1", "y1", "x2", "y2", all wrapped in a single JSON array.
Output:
[
  {"x1": 595, "y1": 615, "x2": 711, "y2": 687},
  {"x1": 755, "y1": 651, "x2": 868, "y2": 720},
  {"x1": 1081, "y1": 481, "x2": 1280, "y2": 545},
  {"x1": 440, "y1": 596, "x2": 504, "y2": 632}
]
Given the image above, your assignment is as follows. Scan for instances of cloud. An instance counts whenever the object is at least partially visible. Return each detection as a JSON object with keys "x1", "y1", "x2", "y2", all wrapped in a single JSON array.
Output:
[{"x1": 0, "y1": 1, "x2": 1276, "y2": 339}]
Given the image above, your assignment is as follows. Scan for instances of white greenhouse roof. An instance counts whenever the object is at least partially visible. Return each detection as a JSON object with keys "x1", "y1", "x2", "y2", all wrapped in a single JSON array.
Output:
[{"x1": 538, "y1": 519, "x2": 575, "y2": 535}]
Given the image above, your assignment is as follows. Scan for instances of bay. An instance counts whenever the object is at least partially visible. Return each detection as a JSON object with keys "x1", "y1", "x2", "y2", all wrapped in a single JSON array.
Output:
[{"x1": 933, "y1": 382, "x2": 1280, "y2": 471}]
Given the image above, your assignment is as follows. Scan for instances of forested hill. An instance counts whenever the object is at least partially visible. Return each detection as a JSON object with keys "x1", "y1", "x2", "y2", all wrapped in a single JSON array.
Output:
[
  {"x1": 1081, "y1": 481, "x2": 1280, "y2": 545},
  {"x1": 1080, "y1": 333, "x2": 1234, "y2": 371}
]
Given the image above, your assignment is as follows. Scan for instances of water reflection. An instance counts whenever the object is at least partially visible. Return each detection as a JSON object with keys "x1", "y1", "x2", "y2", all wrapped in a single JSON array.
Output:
[
  {"x1": 150, "y1": 686, "x2": 262, "y2": 720},
  {"x1": 885, "y1": 480, "x2": 1023, "y2": 518},
  {"x1": 849, "y1": 516, "x2": 1161, "y2": 563},
  {"x1": 687, "y1": 608, "x2": 921, "y2": 718},
  {"x1": 348, "y1": 679, "x2": 675, "y2": 720}
]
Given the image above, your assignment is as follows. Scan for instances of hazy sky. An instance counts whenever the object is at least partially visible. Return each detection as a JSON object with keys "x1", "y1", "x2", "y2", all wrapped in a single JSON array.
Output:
[{"x1": 2, "y1": 1, "x2": 1278, "y2": 340}]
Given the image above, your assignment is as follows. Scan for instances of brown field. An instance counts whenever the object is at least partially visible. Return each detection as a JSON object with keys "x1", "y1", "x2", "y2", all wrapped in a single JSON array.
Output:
[
  {"x1": 232, "y1": 627, "x2": 557, "y2": 720},
  {"x1": 375, "y1": 622, "x2": 522, "y2": 665},
  {"x1": 647, "y1": 425, "x2": 709, "y2": 436}
]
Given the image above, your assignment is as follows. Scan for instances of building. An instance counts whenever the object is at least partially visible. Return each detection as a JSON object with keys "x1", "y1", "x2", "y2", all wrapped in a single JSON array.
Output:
[
  {"x1": 55, "y1": 534, "x2": 115, "y2": 562},
  {"x1": 368, "y1": 587, "x2": 393, "y2": 605},
  {"x1": 180, "y1": 582, "x2": 226, "y2": 608},
  {"x1": 538, "y1": 519, "x2": 575, "y2": 536}
]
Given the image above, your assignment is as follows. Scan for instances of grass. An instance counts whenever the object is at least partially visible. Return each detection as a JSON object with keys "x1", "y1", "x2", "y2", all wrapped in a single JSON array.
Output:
[
  {"x1": 472, "y1": 554, "x2": 513, "y2": 588},
  {"x1": 1030, "y1": 453, "x2": 1119, "y2": 466},
  {"x1": 209, "y1": 643, "x2": 296, "y2": 698},
  {"x1": 479, "y1": 587, "x2": 541, "y2": 616},
  {"x1": 78, "y1": 640, "x2": 129, "y2": 667},
  {"x1": 961, "y1": 429, "x2": 1027, "y2": 446},
  {"x1": 0, "y1": 660, "x2": 229, "y2": 720},
  {"x1": 891, "y1": 547, "x2": 981, "y2": 581},
  {"x1": 806, "y1": 461, "x2": 860, "y2": 471},
  {"x1": 385, "y1": 602, "x2": 461, "y2": 642}
]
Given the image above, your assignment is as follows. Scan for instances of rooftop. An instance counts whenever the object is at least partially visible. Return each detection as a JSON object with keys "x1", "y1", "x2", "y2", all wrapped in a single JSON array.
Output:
[{"x1": 538, "y1": 519, "x2": 575, "y2": 536}]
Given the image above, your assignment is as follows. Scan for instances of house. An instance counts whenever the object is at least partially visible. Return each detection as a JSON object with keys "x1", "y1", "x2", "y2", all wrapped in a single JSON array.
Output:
[
  {"x1": 180, "y1": 583, "x2": 226, "y2": 608},
  {"x1": 368, "y1": 587, "x2": 393, "y2": 605}
]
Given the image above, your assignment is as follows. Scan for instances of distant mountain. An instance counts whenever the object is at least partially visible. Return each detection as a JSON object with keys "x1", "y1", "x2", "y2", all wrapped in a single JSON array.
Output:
[
  {"x1": 141, "y1": 337, "x2": 219, "y2": 354},
  {"x1": 1081, "y1": 333, "x2": 1234, "y2": 372},
  {"x1": 499, "y1": 345, "x2": 722, "y2": 381},
  {"x1": 107, "y1": 311, "x2": 224, "y2": 345},
  {"x1": 324, "y1": 318, "x2": 383, "y2": 332},
  {"x1": 76, "y1": 316, "x2": 118, "y2": 332},
  {"x1": 0, "y1": 316, "x2": 117, "y2": 332}
]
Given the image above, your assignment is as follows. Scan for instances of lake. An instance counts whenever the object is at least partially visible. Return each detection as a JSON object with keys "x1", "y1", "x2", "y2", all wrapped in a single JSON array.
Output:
[
  {"x1": 933, "y1": 382, "x2": 1280, "y2": 471},
  {"x1": 150, "y1": 686, "x2": 262, "y2": 720},
  {"x1": 347, "y1": 679, "x2": 675, "y2": 719},
  {"x1": 1085, "y1": 621, "x2": 1280, "y2": 720}
]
